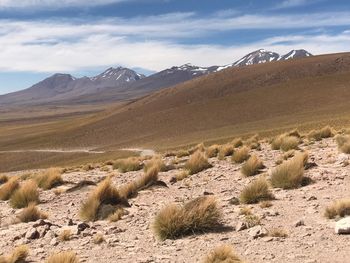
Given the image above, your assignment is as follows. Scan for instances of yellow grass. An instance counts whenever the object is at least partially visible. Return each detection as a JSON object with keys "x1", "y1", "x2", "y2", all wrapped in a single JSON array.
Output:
[
  {"x1": 93, "y1": 233, "x2": 105, "y2": 244},
  {"x1": 113, "y1": 157, "x2": 143, "y2": 173},
  {"x1": 232, "y1": 146, "x2": 250, "y2": 163},
  {"x1": 218, "y1": 144, "x2": 234, "y2": 159},
  {"x1": 335, "y1": 135, "x2": 350, "y2": 154},
  {"x1": 206, "y1": 145, "x2": 219, "y2": 158},
  {"x1": 16, "y1": 203, "x2": 47, "y2": 223},
  {"x1": 0, "y1": 174, "x2": 8, "y2": 184},
  {"x1": 175, "y1": 170, "x2": 190, "y2": 182},
  {"x1": 153, "y1": 196, "x2": 221, "y2": 240},
  {"x1": 308, "y1": 125, "x2": 334, "y2": 141},
  {"x1": 46, "y1": 251, "x2": 79, "y2": 263},
  {"x1": 240, "y1": 177, "x2": 274, "y2": 204},
  {"x1": 231, "y1": 138, "x2": 243, "y2": 148},
  {"x1": 10, "y1": 180, "x2": 39, "y2": 209},
  {"x1": 0, "y1": 245, "x2": 29, "y2": 263},
  {"x1": 203, "y1": 245, "x2": 243, "y2": 263},
  {"x1": 241, "y1": 155, "x2": 264, "y2": 177},
  {"x1": 185, "y1": 151, "x2": 212, "y2": 175},
  {"x1": 325, "y1": 199, "x2": 350, "y2": 219},
  {"x1": 59, "y1": 229, "x2": 72, "y2": 242},
  {"x1": 35, "y1": 168, "x2": 63, "y2": 190},
  {"x1": 268, "y1": 228, "x2": 288, "y2": 238},
  {"x1": 0, "y1": 177, "x2": 19, "y2": 201}
]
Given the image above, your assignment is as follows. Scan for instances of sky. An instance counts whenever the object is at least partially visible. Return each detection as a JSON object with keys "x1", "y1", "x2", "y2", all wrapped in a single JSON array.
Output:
[{"x1": 0, "y1": 0, "x2": 350, "y2": 94}]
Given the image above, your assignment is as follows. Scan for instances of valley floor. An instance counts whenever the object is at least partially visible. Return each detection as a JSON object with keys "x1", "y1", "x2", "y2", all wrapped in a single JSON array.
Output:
[{"x1": 0, "y1": 137, "x2": 349, "y2": 262}]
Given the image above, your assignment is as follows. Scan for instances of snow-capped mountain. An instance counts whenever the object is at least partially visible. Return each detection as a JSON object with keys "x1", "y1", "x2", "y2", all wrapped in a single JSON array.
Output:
[
  {"x1": 90, "y1": 67, "x2": 145, "y2": 83},
  {"x1": 232, "y1": 49, "x2": 280, "y2": 67},
  {"x1": 279, "y1": 49, "x2": 313, "y2": 61}
]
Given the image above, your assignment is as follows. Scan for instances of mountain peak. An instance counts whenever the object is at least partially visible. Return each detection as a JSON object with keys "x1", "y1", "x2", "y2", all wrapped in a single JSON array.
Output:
[
  {"x1": 233, "y1": 49, "x2": 280, "y2": 67},
  {"x1": 90, "y1": 67, "x2": 145, "y2": 82},
  {"x1": 279, "y1": 49, "x2": 313, "y2": 61}
]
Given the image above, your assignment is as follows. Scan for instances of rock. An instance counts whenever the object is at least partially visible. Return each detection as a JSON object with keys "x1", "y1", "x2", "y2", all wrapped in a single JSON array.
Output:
[
  {"x1": 50, "y1": 238, "x2": 58, "y2": 246},
  {"x1": 247, "y1": 226, "x2": 268, "y2": 239},
  {"x1": 307, "y1": 196, "x2": 317, "y2": 201},
  {"x1": 77, "y1": 222, "x2": 90, "y2": 233},
  {"x1": 236, "y1": 221, "x2": 247, "y2": 231},
  {"x1": 25, "y1": 228, "x2": 40, "y2": 239},
  {"x1": 294, "y1": 219, "x2": 305, "y2": 227},
  {"x1": 228, "y1": 197, "x2": 240, "y2": 205},
  {"x1": 262, "y1": 236, "x2": 274, "y2": 242},
  {"x1": 335, "y1": 217, "x2": 350, "y2": 234},
  {"x1": 337, "y1": 153, "x2": 349, "y2": 164}
]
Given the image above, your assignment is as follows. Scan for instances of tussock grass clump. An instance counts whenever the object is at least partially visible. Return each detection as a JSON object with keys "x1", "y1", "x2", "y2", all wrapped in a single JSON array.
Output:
[
  {"x1": 153, "y1": 196, "x2": 222, "y2": 240},
  {"x1": 174, "y1": 170, "x2": 190, "y2": 182},
  {"x1": 0, "y1": 245, "x2": 29, "y2": 263},
  {"x1": 144, "y1": 156, "x2": 168, "y2": 172},
  {"x1": 46, "y1": 251, "x2": 79, "y2": 263},
  {"x1": 0, "y1": 177, "x2": 19, "y2": 201},
  {"x1": 241, "y1": 155, "x2": 264, "y2": 177},
  {"x1": 185, "y1": 151, "x2": 212, "y2": 175},
  {"x1": 324, "y1": 199, "x2": 350, "y2": 219},
  {"x1": 240, "y1": 177, "x2": 274, "y2": 204},
  {"x1": 0, "y1": 174, "x2": 8, "y2": 185},
  {"x1": 10, "y1": 180, "x2": 39, "y2": 209},
  {"x1": 244, "y1": 134, "x2": 260, "y2": 150},
  {"x1": 218, "y1": 144, "x2": 234, "y2": 159},
  {"x1": 113, "y1": 157, "x2": 143, "y2": 173},
  {"x1": 206, "y1": 145, "x2": 219, "y2": 158},
  {"x1": 59, "y1": 229, "x2": 72, "y2": 241},
  {"x1": 287, "y1": 129, "x2": 301, "y2": 138},
  {"x1": 269, "y1": 228, "x2": 288, "y2": 238},
  {"x1": 335, "y1": 135, "x2": 350, "y2": 154},
  {"x1": 93, "y1": 233, "x2": 105, "y2": 244},
  {"x1": 271, "y1": 134, "x2": 299, "y2": 151},
  {"x1": 189, "y1": 143, "x2": 206, "y2": 154},
  {"x1": 79, "y1": 177, "x2": 124, "y2": 221},
  {"x1": 119, "y1": 165, "x2": 160, "y2": 199},
  {"x1": 35, "y1": 168, "x2": 63, "y2": 190},
  {"x1": 232, "y1": 146, "x2": 250, "y2": 164},
  {"x1": 108, "y1": 207, "x2": 126, "y2": 222},
  {"x1": 259, "y1": 200, "x2": 273, "y2": 208},
  {"x1": 175, "y1": 150, "x2": 190, "y2": 158},
  {"x1": 270, "y1": 152, "x2": 308, "y2": 189},
  {"x1": 308, "y1": 126, "x2": 334, "y2": 141},
  {"x1": 232, "y1": 138, "x2": 243, "y2": 148},
  {"x1": 203, "y1": 245, "x2": 243, "y2": 263},
  {"x1": 244, "y1": 214, "x2": 261, "y2": 228},
  {"x1": 16, "y1": 203, "x2": 47, "y2": 223}
]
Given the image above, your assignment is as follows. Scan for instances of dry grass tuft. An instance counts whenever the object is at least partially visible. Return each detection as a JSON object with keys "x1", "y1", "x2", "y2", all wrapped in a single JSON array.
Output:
[
  {"x1": 175, "y1": 150, "x2": 190, "y2": 158},
  {"x1": 308, "y1": 126, "x2": 334, "y2": 141},
  {"x1": 0, "y1": 177, "x2": 19, "y2": 201},
  {"x1": 268, "y1": 228, "x2": 288, "y2": 238},
  {"x1": 271, "y1": 134, "x2": 299, "y2": 151},
  {"x1": 203, "y1": 245, "x2": 243, "y2": 263},
  {"x1": 10, "y1": 180, "x2": 39, "y2": 209},
  {"x1": 232, "y1": 146, "x2": 250, "y2": 164},
  {"x1": 113, "y1": 157, "x2": 143, "y2": 173},
  {"x1": 144, "y1": 156, "x2": 168, "y2": 172},
  {"x1": 270, "y1": 152, "x2": 308, "y2": 189},
  {"x1": 16, "y1": 203, "x2": 47, "y2": 223},
  {"x1": 218, "y1": 144, "x2": 234, "y2": 159},
  {"x1": 79, "y1": 177, "x2": 125, "y2": 221},
  {"x1": 93, "y1": 233, "x2": 105, "y2": 244},
  {"x1": 189, "y1": 143, "x2": 206, "y2": 154},
  {"x1": 232, "y1": 138, "x2": 243, "y2": 148},
  {"x1": 244, "y1": 214, "x2": 261, "y2": 228},
  {"x1": 35, "y1": 168, "x2": 63, "y2": 190},
  {"x1": 0, "y1": 245, "x2": 29, "y2": 263},
  {"x1": 46, "y1": 251, "x2": 79, "y2": 263},
  {"x1": 0, "y1": 174, "x2": 8, "y2": 185},
  {"x1": 325, "y1": 199, "x2": 350, "y2": 219},
  {"x1": 259, "y1": 200, "x2": 273, "y2": 208},
  {"x1": 240, "y1": 177, "x2": 274, "y2": 204},
  {"x1": 185, "y1": 151, "x2": 212, "y2": 175},
  {"x1": 244, "y1": 134, "x2": 260, "y2": 150},
  {"x1": 108, "y1": 207, "x2": 126, "y2": 222},
  {"x1": 241, "y1": 155, "x2": 264, "y2": 177},
  {"x1": 59, "y1": 229, "x2": 72, "y2": 242},
  {"x1": 335, "y1": 135, "x2": 350, "y2": 154},
  {"x1": 174, "y1": 170, "x2": 190, "y2": 182},
  {"x1": 153, "y1": 196, "x2": 222, "y2": 240},
  {"x1": 206, "y1": 145, "x2": 219, "y2": 158}
]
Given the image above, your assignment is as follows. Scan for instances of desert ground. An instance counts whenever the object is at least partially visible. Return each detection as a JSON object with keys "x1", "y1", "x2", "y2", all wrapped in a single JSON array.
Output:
[{"x1": 0, "y1": 129, "x2": 349, "y2": 262}]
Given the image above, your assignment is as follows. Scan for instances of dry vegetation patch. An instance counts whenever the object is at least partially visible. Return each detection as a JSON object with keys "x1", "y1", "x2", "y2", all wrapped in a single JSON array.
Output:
[
  {"x1": 46, "y1": 251, "x2": 79, "y2": 263},
  {"x1": 325, "y1": 199, "x2": 350, "y2": 219},
  {"x1": 240, "y1": 177, "x2": 274, "y2": 204},
  {"x1": 270, "y1": 152, "x2": 308, "y2": 189},
  {"x1": 206, "y1": 145, "x2": 219, "y2": 158},
  {"x1": 268, "y1": 228, "x2": 288, "y2": 238},
  {"x1": 0, "y1": 245, "x2": 29, "y2": 263},
  {"x1": 232, "y1": 146, "x2": 250, "y2": 163},
  {"x1": 307, "y1": 126, "x2": 334, "y2": 141},
  {"x1": 218, "y1": 144, "x2": 234, "y2": 159},
  {"x1": 271, "y1": 134, "x2": 300, "y2": 151},
  {"x1": 335, "y1": 135, "x2": 350, "y2": 154},
  {"x1": 16, "y1": 203, "x2": 47, "y2": 223},
  {"x1": 10, "y1": 180, "x2": 39, "y2": 209},
  {"x1": 185, "y1": 151, "x2": 212, "y2": 175},
  {"x1": 113, "y1": 157, "x2": 143, "y2": 173},
  {"x1": 241, "y1": 155, "x2": 264, "y2": 177},
  {"x1": 203, "y1": 245, "x2": 243, "y2": 263},
  {"x1": 35, "y1": 168, "x2": 63, "y2": 190},
  {"x1": 0, "y1": 174, "x2": 8, "y2": 185},
  {"x1": 153, "y1": 196, "x2": 222, "y2": 240},
  {"x1": 0, "y1": 177, "x2": 19, "y2": 201}
]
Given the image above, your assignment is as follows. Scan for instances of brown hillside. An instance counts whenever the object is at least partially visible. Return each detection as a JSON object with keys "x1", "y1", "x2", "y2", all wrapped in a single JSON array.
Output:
[{"x1": 3, "y1": 52, "x2": 350, "y2": 152}]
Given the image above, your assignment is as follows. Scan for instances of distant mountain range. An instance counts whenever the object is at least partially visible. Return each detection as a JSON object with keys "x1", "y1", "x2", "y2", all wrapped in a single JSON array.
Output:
[{"x1": 0, "y1": 49, "x2": 312, "y2": 105}]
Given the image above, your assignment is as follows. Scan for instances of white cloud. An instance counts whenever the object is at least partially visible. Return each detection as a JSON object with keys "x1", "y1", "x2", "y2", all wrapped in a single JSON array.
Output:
[{"x1": 0, "y1": 11, "x2": 349, "y2": 73}]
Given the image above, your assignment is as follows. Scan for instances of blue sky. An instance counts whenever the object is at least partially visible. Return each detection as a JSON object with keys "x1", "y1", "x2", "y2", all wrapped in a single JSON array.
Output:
[{"x1": 0, "y1": 0, "x2": 350, "y2": 94}]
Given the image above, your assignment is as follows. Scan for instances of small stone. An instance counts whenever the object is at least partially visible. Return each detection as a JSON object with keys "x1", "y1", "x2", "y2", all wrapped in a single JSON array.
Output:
[
  {"x1": 25, "y1": 228, "x2": 39, "y2": 239},
  {"x1": 294, "y1": 219, "x2": 305, "y2": 227},
  {"x1": 236, "y1": 221, "x2": 247, "y2": 231},
  {"x1": 50, "y1": 238, "x2": 58, "y2": 246},
  {"x1": 228, "y1": 197, "x2": 240, "y2": 205},
  {"x1": 262, "y1": 236, "x2": 273, "y2": 242},
  {"x1": 307, "y1": 196, "x2": 317, "y2": 201},
  {"x1": 247, "y1": 226, "x2": 268, "y2": 239},
  {"x1": 335, "y1": 217, "x2": 350, "y2": 234}
]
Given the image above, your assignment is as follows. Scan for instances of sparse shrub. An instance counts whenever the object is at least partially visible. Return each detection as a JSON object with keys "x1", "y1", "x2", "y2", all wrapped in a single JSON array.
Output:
[
  {"x1": 206, "y1": 145, "x2": 219, "y2": 158},
  {"x1": 259, "y1": 200, "x2": 273, "y2": 208},
  {"x1": 245, "y1": 134, "x2": 260, "y2": 150},
  {"x1": 280, "y1": 136, "x2": 300, "y2": 152},
  {"x1": 203, "y1": 245, "x2": 243, "y2": 263},
  {"x1": 189, "y1": 143, "x2": 206, "y2": 154},
  {"x1": 35, "y1": 168, "x2": 63, "y2": 190},
  {"x1": 175, "y1": 170, "x2": 190, "y2": 182},
  {"x1": 0, "y1": 174, "x2": 8, "y2": 185},
  {"x1": 335, "y1": 135, "x2": 350, "y2": 154},
  {"x1": 153, "y1": 196, "x2": 222, "y2": 240},
  {"x1": 232, "y1": 146, "x2": 250, "y2": 163},
  {"x1": 308, "y1": 126, "x2": 334, "y2": 141},
  {"x1": 93, "y1": 233, "x2": 105, "y2": 244},
  {"x1": 175, "y1": 150, "x2": 190, "y2": 158},
  {"x1": 232, "y1": 138, "x2": 243, "y2": 148},
  {"x1": 271, "y1": 134, "x2": 284, "y2": 150},
  {"x1": 283, "y1": 150, "x2": 296, "y2": 160},
  {"x1": 0, "y1": 245, "x2": 29, "y2": 263},
  {"x1": 244, "y1": 214, "x2": 261, "y2": 228},
  {"x1": 239, "y1": 206, "x2": 252, "y2": 216},
  {"x1": 241, "y1": 155, "x2": 264, "y2": 177},
  {"x1": 46, "y1": 251, "x2": 79, "y2": 263},
  {"x1": 144, "y1": 156, "x2": 167, "y2": 172},
  {"x1": 79, "y1": 177, "x2": 125, "y2": 221},
  {"x1": 10, "y1": 180, "x2": 39, "y2": 209},
  {"x1": 185, "y1": 151, "x2": 212, "y2": 175},
  {"x1": 325, "y1": 199, "x2": 350, "y2": 219},
  {"x1": 240, "y1": 177, "x2": 274, "y2": 204},
  {"x1": 59, "y1": 229, "x2": 72, "y2": 241},
  {"x1": 269, "y1": 228, "x2": 288, "y2": 238},
  {"x1": 287, "y1": 129, "x2": 301, "y2": 138},
  {"x1": 218, "y1": 144, "x2": 234, "y2": 159},
  {"x1": 108, "y1": 207, "x2": 126, "y2": 222},
  {"x1": 113, "y1": 157, "x2": 143, "y2": 173},
  {"x1": 0, "y1": 177, "x2": 19, "y2": 201},
  {"x1": 270, "y1": 152, "x2": 308, "y2": 189},
  {"x1": 16, "y1": 203, "x2": 47, "y2": 223}
]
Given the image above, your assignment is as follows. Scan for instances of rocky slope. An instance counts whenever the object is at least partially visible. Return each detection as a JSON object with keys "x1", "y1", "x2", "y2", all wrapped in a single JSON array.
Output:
[{"x1": 0, "y1": 136, "x2": 349, "y2": 262}]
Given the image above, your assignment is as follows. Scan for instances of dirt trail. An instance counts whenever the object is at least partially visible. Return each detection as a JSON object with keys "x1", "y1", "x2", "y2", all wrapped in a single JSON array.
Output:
[
  {"x1": 121, "y1": 148, "x2": 156, "y2": 156},
  {"x1": 0, "y1": 149, "x2": 105, "y2": 154}
]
